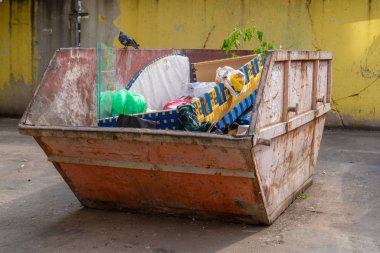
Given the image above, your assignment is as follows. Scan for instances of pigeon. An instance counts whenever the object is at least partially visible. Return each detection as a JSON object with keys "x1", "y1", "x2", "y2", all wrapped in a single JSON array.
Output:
[{"x1": 118, "y1": 31, "x2": 139, "y2": 49}]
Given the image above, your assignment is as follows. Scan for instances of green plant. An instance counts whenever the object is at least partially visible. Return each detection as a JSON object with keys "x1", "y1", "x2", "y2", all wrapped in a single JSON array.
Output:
[
  {"x1": 296, "y1": 193, "x2": 307, "y2": 200},
  {"x1": 221, "y1": 25, "x2": 275, "y2": 57}
]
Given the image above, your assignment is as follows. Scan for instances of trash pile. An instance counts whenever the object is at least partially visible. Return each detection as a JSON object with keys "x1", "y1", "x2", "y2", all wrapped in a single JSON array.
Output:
[{"x1": 98, "y1": 54, "x2": 264, "y2": 136}]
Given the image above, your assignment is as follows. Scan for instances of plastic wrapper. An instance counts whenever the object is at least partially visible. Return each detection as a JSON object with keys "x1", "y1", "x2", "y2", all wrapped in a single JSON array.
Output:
[
  {"x1": 111, "y1": 89, "x2": 147, "y2": 116},
  {"x1": 215, "y1": 66, "x2": 246, "y2": 97},
  {"x1": 181, "y1": 82, "x2": 217, "y2": 98},
  {"x1": 163, "y1": 97, "x2": 192, "y2": 110},
  {"x1": 99, "y1": 90, "x2": 115, "y2": 118}
]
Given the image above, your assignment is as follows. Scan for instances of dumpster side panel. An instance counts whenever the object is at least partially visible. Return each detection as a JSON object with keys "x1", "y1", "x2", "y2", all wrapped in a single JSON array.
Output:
[
  {"x1": 310, "y1": 116, "x2": 326, "y2": 172},
  {"x1": 255, "y1": 116, "x2": 327, "y2": 222},
  {"x1": 56, "y1": 163, "x2": 262, "y2": 219},
  {"x1": 251, "y1": 51, "x2": 333, "y2": 223},
  {"x1": 288, "y1": 61, "x2": 314, "y2": 117},
  {"x1": 258, "y1": 62, "x2": 284, "y2": 129},
  {"x1": 22, "y1": 49, "x2": 97, "y2": 127},
  {"x1": 38, "y1": 136, "x2": 255, "y2": 171},
  {"x1": 317, "y1": 61, "x2": 328, "y2": 103},
  {"x1": 253, "y1": 121, "x2": 315, "y2": 217},
  {"x1": 32, "y1": 133, "x2": 269, "y2": 224}
]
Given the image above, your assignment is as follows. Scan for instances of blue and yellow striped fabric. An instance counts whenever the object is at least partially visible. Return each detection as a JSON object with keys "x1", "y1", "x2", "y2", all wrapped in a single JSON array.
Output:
[
  {"x1": 98, "y1": 116, "x2": 118, "y2": 127},
  {"x1": 97, "y1": 110, "x2": 181, "y2": 130},
  {"x1": 215, "y1": 91, "x2": 257, "y2": 128},
  {"x1": 136, "y1": 110, "x2": 180, "y2": 130},
  {"x1": 236, "y1": 107, "x2": 253, "y2": 125},
  {"x1": 191, "y1": 64, "x2": 198, "y2": 82},
  {"x1": 192, "y1": 54, "x2": 263, "y2": 125}
]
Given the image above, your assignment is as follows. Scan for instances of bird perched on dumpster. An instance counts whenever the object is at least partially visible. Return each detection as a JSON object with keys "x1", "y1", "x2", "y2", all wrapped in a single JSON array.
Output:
[{"x1": 118, "y1": 31, "x2": 139, "y2": 49}]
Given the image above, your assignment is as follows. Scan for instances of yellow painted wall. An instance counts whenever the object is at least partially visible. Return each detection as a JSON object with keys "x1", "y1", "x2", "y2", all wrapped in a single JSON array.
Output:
[
  {"x1": 0, "y1": 0, "x2": 39, "y2": 115},
  {"x1": 0, "y1": 1, "x2": 10, "y2": 92},
  {"x1": 1, "y1": 0, "x2": 379, "y2": 127},
  {"x1": 113, "y1": 0, "x2": 380, "y2": 127},
  {"x1": 0, "y1": 0, "x2": 35, "y2": 90}
]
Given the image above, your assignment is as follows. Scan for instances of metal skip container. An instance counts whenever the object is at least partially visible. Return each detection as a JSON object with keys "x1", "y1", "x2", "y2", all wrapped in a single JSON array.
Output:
[{"x1": 19, "y1": 49, "x2": 332, "y2": 224}]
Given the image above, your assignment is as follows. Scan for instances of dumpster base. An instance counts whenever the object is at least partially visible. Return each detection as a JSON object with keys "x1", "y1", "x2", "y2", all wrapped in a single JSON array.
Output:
[
  {"x1": 76, "y1": 176, "x2": 312, "y2": 225},
  {"x1": 52, "y1": 158, "x2": 313, "y2": 225},
  {"x1": 52, "y1": 161, "x2": 270, "y2": 225},
  {"x1": 81, "y1": 199, "x2": 265, "y2": 224}
]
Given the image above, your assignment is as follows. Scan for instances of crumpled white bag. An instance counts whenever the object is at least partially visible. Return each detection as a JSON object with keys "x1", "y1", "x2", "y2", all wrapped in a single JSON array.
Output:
[
  {"x1": 181, "y1": 82, "x2": 217, "y2": 98},
  {"x1": 215, "y1": 66, "x2": 246, "y2": 97}
]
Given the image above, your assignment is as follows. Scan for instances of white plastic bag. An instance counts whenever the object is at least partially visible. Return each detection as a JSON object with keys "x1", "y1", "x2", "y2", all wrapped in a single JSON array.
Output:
[
  {"x1": 215, "y1": 66, "x2": 246, "y2": 97},
  {"x1": 181, "y1": 82, "x2": 217, "y2": 98}
]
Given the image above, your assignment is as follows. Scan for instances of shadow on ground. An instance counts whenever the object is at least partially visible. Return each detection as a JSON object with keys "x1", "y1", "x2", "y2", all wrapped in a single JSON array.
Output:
[{"x1": 0, "y1": 182, "x2": 267, "y2": 253}]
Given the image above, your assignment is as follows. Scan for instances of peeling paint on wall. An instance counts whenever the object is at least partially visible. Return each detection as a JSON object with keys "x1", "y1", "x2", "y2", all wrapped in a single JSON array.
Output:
[
  {"x1": 9, "y1": 0, "x2": 34, "y2": 86},
  {"x1": 0, "y1": 0, "x2": 39, "y2": 115},
  {"x1": 0, "y1": 0, "x2": 34, "y2": 91},
  {"x1": 0, "y1": 0, "x2": 11, "y2": 92},
  {"x1": 0, "y1": 0, "x2": 72, "y2": 115}
]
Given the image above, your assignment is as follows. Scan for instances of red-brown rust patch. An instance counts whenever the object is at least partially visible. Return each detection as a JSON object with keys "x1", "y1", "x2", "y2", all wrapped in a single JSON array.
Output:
[{"x1": 59, "y1": 163, "x2": 259, "y2": 216}]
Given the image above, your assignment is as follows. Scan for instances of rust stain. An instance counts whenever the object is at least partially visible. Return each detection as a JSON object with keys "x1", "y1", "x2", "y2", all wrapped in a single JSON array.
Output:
[{"x1": 60, "y1": 163, "x2": 257, "y2": 215}]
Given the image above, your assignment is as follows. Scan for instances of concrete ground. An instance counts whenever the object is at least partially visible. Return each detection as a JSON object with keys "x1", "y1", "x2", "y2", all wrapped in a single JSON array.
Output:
[{"x1": 1, "y1": 118, "x2": 379, "y2": 253}]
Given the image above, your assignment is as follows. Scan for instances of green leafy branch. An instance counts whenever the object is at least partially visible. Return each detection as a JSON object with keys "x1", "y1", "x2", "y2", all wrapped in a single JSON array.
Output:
[{"x1": 221, "y1": 25, "x2": 275, "y2": 57}]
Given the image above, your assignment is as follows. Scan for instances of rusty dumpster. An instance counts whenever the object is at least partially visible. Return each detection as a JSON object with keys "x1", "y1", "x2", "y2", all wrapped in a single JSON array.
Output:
[{"x1": 19, "y1": 49, "x2": 332, "y2": 225}]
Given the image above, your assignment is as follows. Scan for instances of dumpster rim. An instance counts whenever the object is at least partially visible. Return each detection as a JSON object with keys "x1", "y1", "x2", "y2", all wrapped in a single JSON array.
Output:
[{"x1": 18, "y1": 123, "x2": 253, "y2": 149}]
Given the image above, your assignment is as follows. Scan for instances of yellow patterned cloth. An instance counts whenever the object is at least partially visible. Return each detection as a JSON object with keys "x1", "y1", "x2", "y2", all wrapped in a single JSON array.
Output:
[{"x1": 192, "y1": 54, "x2": 264, "y2": 124}]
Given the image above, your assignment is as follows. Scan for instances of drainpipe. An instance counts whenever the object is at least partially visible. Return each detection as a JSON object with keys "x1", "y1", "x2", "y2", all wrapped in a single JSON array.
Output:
[{"x1": 69, "y1": 0, "x2": 88, "y2": 47}]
